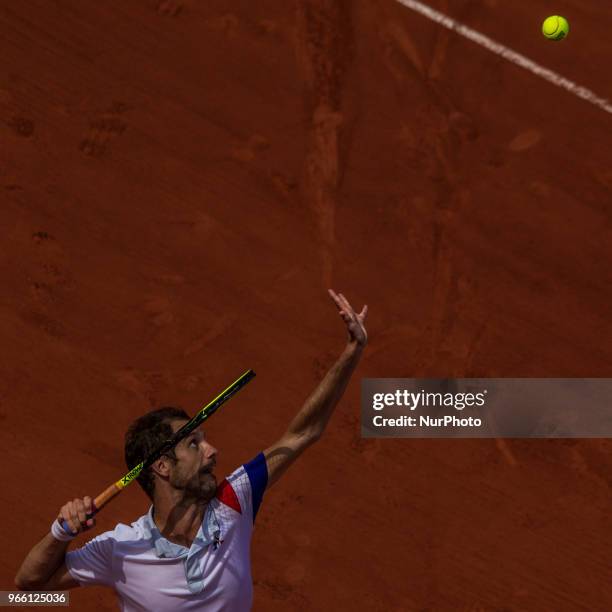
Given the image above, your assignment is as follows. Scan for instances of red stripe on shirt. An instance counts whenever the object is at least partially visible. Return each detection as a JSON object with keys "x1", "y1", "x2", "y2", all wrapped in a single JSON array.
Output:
[{"x1": 215, "y1": 479, "x2": 242, "y2": 514}]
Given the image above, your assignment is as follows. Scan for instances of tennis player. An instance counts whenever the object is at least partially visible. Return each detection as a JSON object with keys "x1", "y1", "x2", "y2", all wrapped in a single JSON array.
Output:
[{"x1": 15, "y1": 289, "x2": 368, "y2": 611}]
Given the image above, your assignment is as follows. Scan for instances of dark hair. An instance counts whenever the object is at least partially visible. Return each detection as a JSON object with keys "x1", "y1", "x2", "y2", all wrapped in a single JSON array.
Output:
[{"x1": 124, "y1": 406, "x2": 190, "y2": 501}]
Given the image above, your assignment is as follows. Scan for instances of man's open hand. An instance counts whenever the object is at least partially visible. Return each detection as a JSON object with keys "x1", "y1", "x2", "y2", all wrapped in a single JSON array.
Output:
[{"x1": 328, "y1": 289, "x2": 368, "y2": 347}]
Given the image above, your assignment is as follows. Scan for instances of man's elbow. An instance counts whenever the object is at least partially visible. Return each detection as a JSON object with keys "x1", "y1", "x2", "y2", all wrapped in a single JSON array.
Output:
[
  {"x1": 286, "y1": 428, "x2": 322, "y2": 446},
  {"x1": 14, "y1": 571, "x2": 44, "y2": 591},
  {"x1": 15, "y1": 577, "x2": 39, "y2": 591},
  {"x1": 308, "y1": 429, "x2": 323, "y2": 444}
]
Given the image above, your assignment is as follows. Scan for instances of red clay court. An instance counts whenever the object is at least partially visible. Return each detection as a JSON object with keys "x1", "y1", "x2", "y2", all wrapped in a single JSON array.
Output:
[{"x1": 1, "y1": 1, "x2": 611, "y2": 610}]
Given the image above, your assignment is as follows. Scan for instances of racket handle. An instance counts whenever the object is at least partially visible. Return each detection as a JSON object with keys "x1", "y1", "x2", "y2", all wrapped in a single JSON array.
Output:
[{"x1": 94, "y1": 482, "x2": 123, "y2": 511}]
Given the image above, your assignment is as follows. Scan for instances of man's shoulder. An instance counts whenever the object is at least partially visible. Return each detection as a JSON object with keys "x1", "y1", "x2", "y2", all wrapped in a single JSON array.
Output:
[
  {"x1": 225, "y1": 452, "x2": 267, "y2": 484},
  {"x1": 216, "y1": 452, "x2": 268, "y2": 523}
]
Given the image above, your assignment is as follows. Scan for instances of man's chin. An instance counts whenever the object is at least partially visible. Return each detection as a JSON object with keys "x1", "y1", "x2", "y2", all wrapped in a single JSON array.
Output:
[{"x1": 198, "y1": 473, "x2": 217, "y2": 497}]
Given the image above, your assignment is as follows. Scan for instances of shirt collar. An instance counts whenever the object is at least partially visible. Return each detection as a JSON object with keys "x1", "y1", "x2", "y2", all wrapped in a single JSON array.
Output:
[{"x1": 145, "y1": 504, "x2": 221, "y2": 559}]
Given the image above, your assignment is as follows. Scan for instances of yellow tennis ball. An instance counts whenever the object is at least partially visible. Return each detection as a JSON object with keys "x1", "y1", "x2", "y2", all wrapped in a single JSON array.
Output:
[{"x1": 542, "y1": 15, "x2": 570, "y2": 40}]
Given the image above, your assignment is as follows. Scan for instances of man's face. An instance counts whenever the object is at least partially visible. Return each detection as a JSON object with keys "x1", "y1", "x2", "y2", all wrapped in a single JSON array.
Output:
[{"x1": 165, "y1": 419, "x2": 218, "y2": 501}]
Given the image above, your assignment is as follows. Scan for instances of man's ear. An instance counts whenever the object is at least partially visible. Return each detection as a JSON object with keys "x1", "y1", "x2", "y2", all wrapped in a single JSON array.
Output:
[{"x1": 150, "y1": 455, "x2": 173, "y2": 479}]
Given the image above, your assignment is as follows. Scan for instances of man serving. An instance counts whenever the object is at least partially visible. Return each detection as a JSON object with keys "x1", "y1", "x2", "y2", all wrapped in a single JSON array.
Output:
[{"x1": 15, "y1": 289, "x2": 368, "y2": 611}]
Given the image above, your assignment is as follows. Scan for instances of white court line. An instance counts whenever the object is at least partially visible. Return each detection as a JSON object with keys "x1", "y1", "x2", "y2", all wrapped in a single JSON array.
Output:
[{"x1": 396, "y1": 0, "x2": 612, "y2": 115}]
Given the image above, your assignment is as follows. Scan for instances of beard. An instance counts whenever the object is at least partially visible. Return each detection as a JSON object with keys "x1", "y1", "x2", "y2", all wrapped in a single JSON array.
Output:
[
  {"x1": 195, "y1": 470, "x2": 217, "y2": 499},
  {"x1": 170, "y1": 468, "x2": 217, "y2": 502}
]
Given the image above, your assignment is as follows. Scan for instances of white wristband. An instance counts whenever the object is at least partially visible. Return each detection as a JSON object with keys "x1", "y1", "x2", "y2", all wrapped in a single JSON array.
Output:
[{"x1": 51, "y1": 518, "x2": 76, "y2": 542}]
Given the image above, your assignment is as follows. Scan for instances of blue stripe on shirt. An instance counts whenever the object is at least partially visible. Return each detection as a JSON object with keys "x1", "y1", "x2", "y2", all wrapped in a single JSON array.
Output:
[{"x1": 244, "y1": 452, "x2": 268, "y2": 523}]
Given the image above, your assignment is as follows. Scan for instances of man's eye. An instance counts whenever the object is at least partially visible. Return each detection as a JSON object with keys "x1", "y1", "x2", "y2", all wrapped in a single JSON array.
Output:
[{"x1": 189, "y1": 439, "x2": 198, "y2": 447}]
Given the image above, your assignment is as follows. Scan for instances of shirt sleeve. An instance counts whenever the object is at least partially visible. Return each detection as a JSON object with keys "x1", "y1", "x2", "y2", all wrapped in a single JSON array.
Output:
[
  {"x1": 64, "y1": 530, "x2": 115, "y2": 587},
  {"x1": 224, "y1": 452, "x2": 268, "y2": 524}
]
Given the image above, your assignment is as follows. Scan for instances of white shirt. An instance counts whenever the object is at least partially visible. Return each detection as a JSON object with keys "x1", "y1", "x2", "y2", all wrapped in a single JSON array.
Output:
[{"x1": 66, "y1": 452, "x2": 268, "y2": 611}]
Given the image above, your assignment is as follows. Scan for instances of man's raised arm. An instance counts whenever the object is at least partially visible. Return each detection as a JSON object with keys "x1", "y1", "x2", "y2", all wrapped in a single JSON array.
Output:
[{"x1": 263, "y1": 290, "x2": 368, "y2": 488}]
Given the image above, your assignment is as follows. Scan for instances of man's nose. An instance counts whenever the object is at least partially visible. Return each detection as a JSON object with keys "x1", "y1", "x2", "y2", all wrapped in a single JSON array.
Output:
[{"x1": 201, "y1": 440, "x2": 217, "y2": 459}]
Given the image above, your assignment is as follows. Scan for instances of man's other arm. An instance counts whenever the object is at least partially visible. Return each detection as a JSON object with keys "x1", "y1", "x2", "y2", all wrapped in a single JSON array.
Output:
[{"x1": 15, "y1": 496, "x2": 95, "y2": 590}]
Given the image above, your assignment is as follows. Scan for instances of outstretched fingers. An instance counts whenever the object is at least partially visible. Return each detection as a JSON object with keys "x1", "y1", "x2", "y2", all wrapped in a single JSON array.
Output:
[
  {"x1": 328, "y1": 289, "x2": 368, "y2": 346},
  {"x1": 328, "y1": 288, "x2": 342, "y2": 308},
  {"x1": 329, "y1": 289, "x2": 367, "y2": 320},
  {"x1": 329, "y1": 290, "x2": 351, "y2": 312}
]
